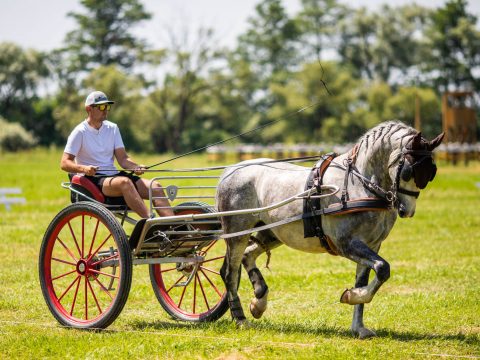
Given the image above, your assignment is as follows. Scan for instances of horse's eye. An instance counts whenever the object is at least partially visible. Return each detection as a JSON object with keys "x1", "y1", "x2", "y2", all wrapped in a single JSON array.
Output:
[{"x1": 401, "y1": 163, "x2": 413, "y2": 182}]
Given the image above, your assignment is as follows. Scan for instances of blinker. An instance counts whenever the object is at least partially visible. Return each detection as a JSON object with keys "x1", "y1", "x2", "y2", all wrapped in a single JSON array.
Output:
[{"x1": 401, "y1": 156, "x2": 437, "y2": 189}]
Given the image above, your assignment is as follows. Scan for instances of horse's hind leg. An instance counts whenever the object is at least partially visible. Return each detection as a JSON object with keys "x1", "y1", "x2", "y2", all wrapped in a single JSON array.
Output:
[
  {"x1": 220, "y1": 235, "x2": 250, "y2": 326},
  {"x1": 242, "y1": 230, "x2": 282, "y2": 319}
]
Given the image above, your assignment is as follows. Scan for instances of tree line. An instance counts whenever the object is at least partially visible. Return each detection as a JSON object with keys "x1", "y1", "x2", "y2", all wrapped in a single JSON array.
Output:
[{"x1": 1, "y1": 0, "x2": 479, "y2": 153}]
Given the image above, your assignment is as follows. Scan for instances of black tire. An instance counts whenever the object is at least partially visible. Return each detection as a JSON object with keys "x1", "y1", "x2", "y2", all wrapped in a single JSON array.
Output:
[
  {"x1": 149, "y1": 202, "x2": 229, "y2": 322},
  {"x1": 39, "y1": 202, "x2": 132, "y2": 329}
]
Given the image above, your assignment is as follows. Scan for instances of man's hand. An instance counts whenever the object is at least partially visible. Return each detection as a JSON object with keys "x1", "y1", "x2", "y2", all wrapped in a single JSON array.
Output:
[
  {"x1": 84, "y1": 165, "x2": 98, "y2": 176},
  {"x1": 133, "y1": 165, "x2": 146, "y2": 175}
]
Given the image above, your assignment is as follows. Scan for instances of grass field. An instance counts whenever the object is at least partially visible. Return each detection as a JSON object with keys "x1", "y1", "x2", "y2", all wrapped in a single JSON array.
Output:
[{"x1": 0, "y1": 148, "x2": 479, "y2": 359}]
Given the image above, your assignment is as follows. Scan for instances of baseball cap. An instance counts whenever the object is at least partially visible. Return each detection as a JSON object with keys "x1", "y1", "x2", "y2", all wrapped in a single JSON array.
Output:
[{"x1": 85, "y1": 91, "x2": 115, "y2": 106}]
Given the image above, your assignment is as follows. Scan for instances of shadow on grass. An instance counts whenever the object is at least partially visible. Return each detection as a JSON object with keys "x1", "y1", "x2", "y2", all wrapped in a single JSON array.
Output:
[{"x1": 128, "y1": 318, "x2": 479, "y2": 345}]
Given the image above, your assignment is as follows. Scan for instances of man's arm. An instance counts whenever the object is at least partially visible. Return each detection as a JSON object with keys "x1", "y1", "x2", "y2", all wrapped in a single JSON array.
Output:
[
  {"x1": 60, "y1": 153, "x2": 98, "y2": 176},
  {"x1": 114, "y1": 147, "x2": 145, "y2": 175}
]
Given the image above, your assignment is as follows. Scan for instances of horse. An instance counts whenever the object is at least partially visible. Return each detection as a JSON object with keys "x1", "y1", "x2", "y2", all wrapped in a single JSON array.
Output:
[{"x1": 215, "y1": 121, "x2": 444, "y2": 339}]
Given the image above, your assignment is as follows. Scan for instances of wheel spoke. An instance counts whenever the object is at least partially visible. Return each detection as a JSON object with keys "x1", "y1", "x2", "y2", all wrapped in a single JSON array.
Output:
[
  {"x1": 193, "y1": 274, "x2": 197, "y2": 314},
  {"x1": 166, "y1": 275, "x2": 186, "y2": 293},
  {"x1": 52, "y1": 257, "x2": 76, "y2": 267},
  {"x1": 67, "y1": 221, "x2": 82, "y2": 258},
  {"x1": 87, "y1": 218, "x2": 100, "y2": 259},
  {"x1": 87, "y1": 233, "x2": 112, "y2": 262},
  {"x1": 90, "y1": 254, "x2": 119, "y2": 267},
  {"x1": 202, "y1": 255, "x2": 225, "y2": 264},
  {"x1": 177, "y1": 283, "x2": 187, "y2": 308},
  {"x1": 87, "y1": 277, "x2": 102, "y2": 315},
  {"x1": 52, "y1": 269, "x2": 77, "y2": 281},
  {"x1": 84, "y1": 276, "x2": 88, "y2": 320},
  {"x1": 199, "y1": 268, "x2": 223, "y2": 298},
  {"x1": 89, "y1": 269, "x2": 119, "y2": 279},
  {"x1": 94, "y1": 278, "x2": 114, "y2": 300},
  {"x1": 57, "y1": 237, "x2": 78, "y2": 263},
  {"x1": 160, "y1": 267, "x2": 177, "y2": 274},
  {"x1": 196, "y1": 273, "x2": 210, "y2": 310},
  {"x1": 202, "y1": 241, "x2": 217, "y2": 254},
  {"x1": 58, "y1": 275, "x2": 81, "y2": 302},
  {"x1": 199, "y1": 266, "x2": 220, "y2": 275},
  {"x1": 81, "y1": 215, "x2": 85, "y2": 258},
  {"x1": 70, "y1": 275, "x2": 82, "y2": 315}
]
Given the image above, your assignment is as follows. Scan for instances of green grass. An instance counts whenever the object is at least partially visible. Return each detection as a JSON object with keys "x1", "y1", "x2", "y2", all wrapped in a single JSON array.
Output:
[{"x1": 0, "y1": 148, "x2": 479, "y2": 359}]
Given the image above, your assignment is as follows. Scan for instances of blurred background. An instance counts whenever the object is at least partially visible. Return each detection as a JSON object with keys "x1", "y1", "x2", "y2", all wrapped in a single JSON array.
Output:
[{"x1": 0, "y1": 0, "x2": 479, "y2": 161}]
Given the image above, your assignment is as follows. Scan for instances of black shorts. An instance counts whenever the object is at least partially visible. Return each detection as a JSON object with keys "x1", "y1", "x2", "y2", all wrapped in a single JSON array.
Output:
[{"x1": 85, "y1": 171, "x2": 141, "y2": 193}]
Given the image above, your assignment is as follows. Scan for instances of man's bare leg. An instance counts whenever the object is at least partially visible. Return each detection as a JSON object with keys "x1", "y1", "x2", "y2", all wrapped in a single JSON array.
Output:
[
  {"x1": 135, "y1": 178, "x2": 175, "y2": 217},
  {"x1": 102, "y1": 176, "x2": 150, "y2": 218}
]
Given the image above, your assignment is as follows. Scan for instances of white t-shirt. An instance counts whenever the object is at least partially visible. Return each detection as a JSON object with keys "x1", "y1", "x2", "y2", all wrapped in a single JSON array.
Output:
[{"x1": 64, "y1": 120, "x2": 125, "y2": 175}]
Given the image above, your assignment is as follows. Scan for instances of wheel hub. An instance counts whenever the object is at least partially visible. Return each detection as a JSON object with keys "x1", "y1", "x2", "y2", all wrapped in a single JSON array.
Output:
[{"x1": 76, "y1": 260, "x2": 88, "y2": 275}]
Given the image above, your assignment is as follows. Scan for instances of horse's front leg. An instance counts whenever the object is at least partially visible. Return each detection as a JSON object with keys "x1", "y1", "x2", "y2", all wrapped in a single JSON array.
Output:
[
  {"x1": 340, "y1": 239, "x2": 390, "y2": 306},
  {"x1": 350, "y1": 264, "x2": 376, "y2": 339}
]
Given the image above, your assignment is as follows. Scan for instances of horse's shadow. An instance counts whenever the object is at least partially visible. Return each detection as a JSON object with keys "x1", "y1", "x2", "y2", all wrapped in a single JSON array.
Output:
[{"x1": 129, "y1": 318, "x2": 478, "y2": 344}]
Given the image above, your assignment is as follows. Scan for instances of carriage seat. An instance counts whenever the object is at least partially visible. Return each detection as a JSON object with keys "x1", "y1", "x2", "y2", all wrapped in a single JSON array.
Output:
[{"x1": 69, "y1": 174, "x2": 127, "y2": 207}]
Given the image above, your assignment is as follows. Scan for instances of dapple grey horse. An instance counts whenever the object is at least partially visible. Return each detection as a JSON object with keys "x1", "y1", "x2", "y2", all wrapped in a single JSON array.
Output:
[{"x1": 216, "y1": 121, "x2": 444, "y2": 338}]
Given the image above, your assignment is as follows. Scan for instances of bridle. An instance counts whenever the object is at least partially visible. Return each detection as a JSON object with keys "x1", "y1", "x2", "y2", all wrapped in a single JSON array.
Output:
[{"x1": 337, "y1": 144, "x2": 436, "y2": 210}]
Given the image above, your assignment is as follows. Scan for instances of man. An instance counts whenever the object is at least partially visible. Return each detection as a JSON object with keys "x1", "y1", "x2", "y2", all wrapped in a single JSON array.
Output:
[{"x1": 61, "y1": 90, "x2": 174, "y2": 218}]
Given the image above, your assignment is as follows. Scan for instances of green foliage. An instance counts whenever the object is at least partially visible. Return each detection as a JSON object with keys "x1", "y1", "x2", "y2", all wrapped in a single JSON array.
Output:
[
  {"x1": 0, "y1": 117, "x2": 37, "y2": 151},
  {"x1": 62, "y1": 0, "x2": 152, "y2": 73},
  {"x1": 0, "y1": 42, "x2": 49, "y2": 129},
  {"x1": 384, "y1": 87, "x2": 442, "y2": 138},
  {"x1": 237, "y1": 0, "x2": 301, "y2": 82},
  {"x1": 422, "y1": 0, "x2": 480, "y2": 91},
  {"x1": 296, "y1": 0, "x2": 347, "y2": 60}
]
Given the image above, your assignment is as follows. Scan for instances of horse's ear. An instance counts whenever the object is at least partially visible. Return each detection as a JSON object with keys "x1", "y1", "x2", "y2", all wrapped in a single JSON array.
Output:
[
  {"x1": 411, "y1": 132, "x2": 422, "y2": 149},
  {"x1": 427, "y1": 132, "x2": 445, "y2": 151}
]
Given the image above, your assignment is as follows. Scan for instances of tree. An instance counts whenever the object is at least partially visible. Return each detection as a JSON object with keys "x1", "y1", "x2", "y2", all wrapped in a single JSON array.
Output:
[
  {"x1": 0, "y1": 42, "x2": 49, "y2": 120},
  {"x1": 237, "y1": 0, "x2": 301, "y2": 83},
  {"x1": 338, "y1": 5, "x2": 429, "y2": 83},
  {"x1": 422, "y1": 0, "x2": 480, "y2": 92},
  {"x1": 61, "y1": 0, "x2": 153, "y2": 75},
  {"x1": 295, "y1": 0, "x2": 346, "y2": 61},
  {"x1": 267, "y1": 61, "x2": 368, "y2": 143},
  {"x1": 145, "y1": 27, "x2": 224, "y2": 153}
]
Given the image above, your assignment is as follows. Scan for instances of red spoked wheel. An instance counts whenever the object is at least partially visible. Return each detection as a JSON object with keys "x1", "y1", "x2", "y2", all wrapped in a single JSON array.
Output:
[
  {"x1": 149, "y1": 202, "x2": 228, "y2": 322},
  {"x1": 39, "y1": 202, "x2": 132, "y2": 329}
]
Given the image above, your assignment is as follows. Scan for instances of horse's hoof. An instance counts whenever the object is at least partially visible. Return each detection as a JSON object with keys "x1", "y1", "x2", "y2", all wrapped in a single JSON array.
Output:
[
  {"x1": 340, "y1": 288, "x2": 351, "y2": 304},
  {"x1": 250, "y1": 289, "x2": 269, "y2": 319},
  {"x1": 353, "y1": 327, "x2": 377, "y2": 339},
  {"x1": 235, "y1": 318, "x2": 250, "y2": 329}
]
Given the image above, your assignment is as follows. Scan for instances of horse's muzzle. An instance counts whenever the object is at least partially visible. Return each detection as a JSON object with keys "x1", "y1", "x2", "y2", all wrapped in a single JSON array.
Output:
[{"x1": 398, "y1": 203, "x2": 415, "y2": 218}]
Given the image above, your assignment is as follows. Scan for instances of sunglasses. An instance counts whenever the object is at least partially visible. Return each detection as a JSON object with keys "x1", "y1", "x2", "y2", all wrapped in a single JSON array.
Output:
[{"x1": 92, "y1": 104, "x2": 112, "y2": 111}]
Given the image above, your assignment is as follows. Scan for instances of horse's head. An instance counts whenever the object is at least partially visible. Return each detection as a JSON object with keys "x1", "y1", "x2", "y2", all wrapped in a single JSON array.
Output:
[{"x1": 389, "y1": 131, "x2": 444, "y2": 218}]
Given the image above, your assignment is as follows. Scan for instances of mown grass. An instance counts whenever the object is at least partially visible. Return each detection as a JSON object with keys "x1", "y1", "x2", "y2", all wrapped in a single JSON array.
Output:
[{"x1": 0, "y1": 148, "x2": 479, "y2": 359}]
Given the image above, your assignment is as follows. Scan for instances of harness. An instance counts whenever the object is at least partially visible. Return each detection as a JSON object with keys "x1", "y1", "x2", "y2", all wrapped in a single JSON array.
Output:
[
  {"x1": 302, "y1": 142, "x2": 436, "y2": 255},
  {"x1": 303, "y1": 147, "x2": 391, "y2": 255}
]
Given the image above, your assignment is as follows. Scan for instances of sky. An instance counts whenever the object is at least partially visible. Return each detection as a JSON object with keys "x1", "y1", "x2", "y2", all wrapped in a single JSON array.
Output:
[{"x1": 0, "y1": 0, "x2": 479, "y2": 52}]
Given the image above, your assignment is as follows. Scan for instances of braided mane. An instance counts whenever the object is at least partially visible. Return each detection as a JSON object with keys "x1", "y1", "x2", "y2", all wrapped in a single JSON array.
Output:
[{"x1": 358, "y1": 121, "x2": 418, "y2": 155}]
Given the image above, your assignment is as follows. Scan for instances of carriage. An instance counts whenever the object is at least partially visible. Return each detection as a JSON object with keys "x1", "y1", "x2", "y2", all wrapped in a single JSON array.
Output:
[
  {"x1": 38, "y1": 159, "x2": 337, "y2": 329},
  {"x1": 39, "y1": 121, "x2": 443, "y2": 337}
]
